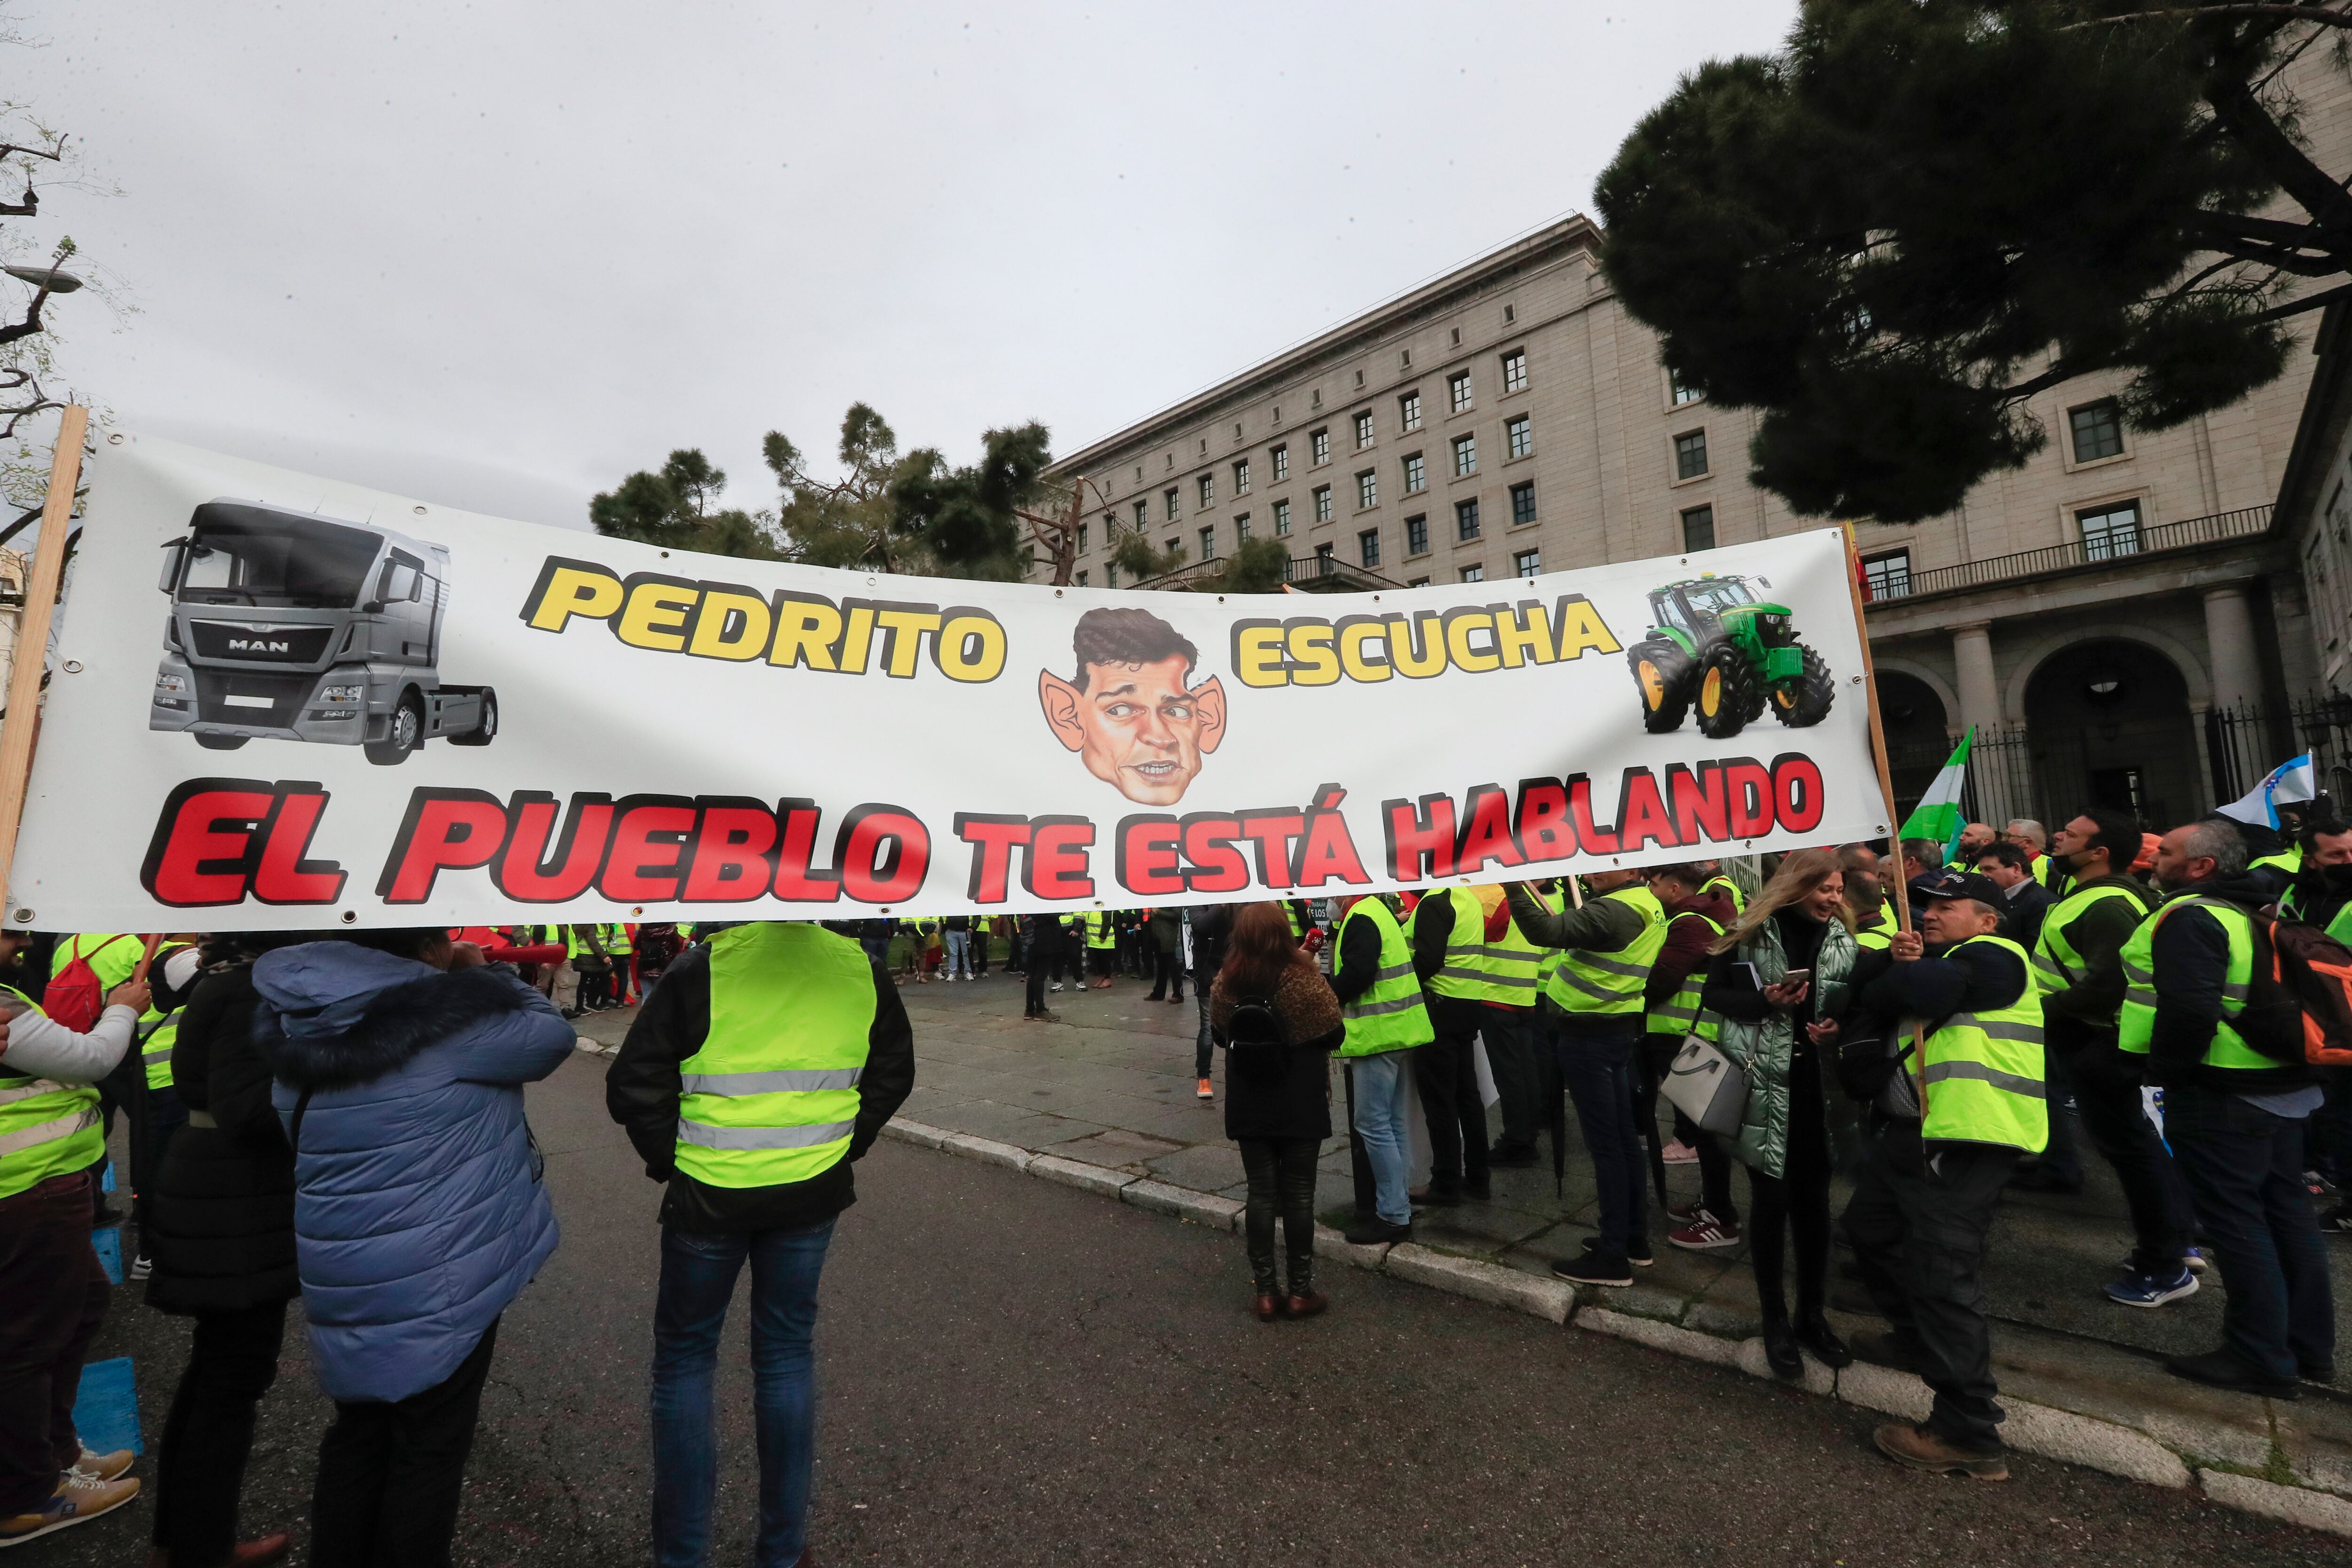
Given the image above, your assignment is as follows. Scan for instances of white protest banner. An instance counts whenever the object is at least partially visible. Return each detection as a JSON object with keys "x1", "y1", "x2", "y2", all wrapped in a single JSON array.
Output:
[{"x1": 5, "y1": 434, "x2": 1895, "y2": 930}]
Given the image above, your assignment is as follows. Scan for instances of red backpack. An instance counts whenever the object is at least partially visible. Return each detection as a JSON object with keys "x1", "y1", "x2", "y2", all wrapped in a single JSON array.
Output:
[
  {"x1": 2239, "y1": 916, "x2": 2352, "y2": 1069},
  {"x1": 43, "y1": 934, "x2": 130, "y2": 1034}
]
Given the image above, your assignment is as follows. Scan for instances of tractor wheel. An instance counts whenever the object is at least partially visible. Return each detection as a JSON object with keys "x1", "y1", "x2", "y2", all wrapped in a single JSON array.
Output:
[
  {"x1": 1770, "y1": 642, "x2": 1837, "y2": 728},
  {"x1": 1627, "y1": 639, "x2": 1692, "y2": 733},
  {"x1": 1694, "y1": 644, "x2": 1757, "y2": 740}
]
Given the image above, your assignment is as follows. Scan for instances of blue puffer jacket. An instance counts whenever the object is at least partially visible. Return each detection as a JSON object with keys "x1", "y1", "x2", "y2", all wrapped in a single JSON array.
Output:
[{"x1": 257, "y1": 943, "x2": 575, "y2": 1403}]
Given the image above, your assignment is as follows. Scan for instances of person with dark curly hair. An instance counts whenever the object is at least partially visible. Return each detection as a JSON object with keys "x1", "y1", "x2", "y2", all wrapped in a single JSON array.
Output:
[{"x1": 1038, "y1": 607, "x2": 1227, "y2": 806}]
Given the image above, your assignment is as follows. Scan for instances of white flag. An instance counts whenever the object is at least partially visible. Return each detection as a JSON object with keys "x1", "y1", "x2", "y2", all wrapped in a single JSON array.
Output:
[{"x1": 2215, "y1": 753, "x2": 2317, "y2": 829}]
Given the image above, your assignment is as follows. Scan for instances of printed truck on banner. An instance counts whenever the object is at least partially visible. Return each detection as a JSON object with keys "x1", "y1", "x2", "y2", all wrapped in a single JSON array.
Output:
[{"x1": 148, "y1": 500, "x2": 497, "y2": 764}]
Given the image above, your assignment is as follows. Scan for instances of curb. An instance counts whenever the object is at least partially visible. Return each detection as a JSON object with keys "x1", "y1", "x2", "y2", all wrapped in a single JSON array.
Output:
[{"x1": 882, "y1": 1116, "x2": 2352, "y2": 1537}]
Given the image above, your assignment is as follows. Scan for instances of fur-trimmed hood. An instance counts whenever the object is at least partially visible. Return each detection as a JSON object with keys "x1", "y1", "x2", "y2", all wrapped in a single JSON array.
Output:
[{"x1": 254, "y1": 944, "x2": 533, "y2": 1091}]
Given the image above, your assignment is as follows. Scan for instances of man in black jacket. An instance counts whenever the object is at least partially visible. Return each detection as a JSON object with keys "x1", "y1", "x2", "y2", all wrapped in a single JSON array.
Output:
[
  {"x1": 1187, "y1": 905, "x2": 1232, "y2": 1101},
  {"x1": 2134, "y1": 822, "x2": 2335, "y2": 1398},
  {"x1": 2280, "y1": 817, "x2": 2352, "y2": 1229},
  {"x1": 606, "y1": 921, "x2": 914, "y2": 1568}
]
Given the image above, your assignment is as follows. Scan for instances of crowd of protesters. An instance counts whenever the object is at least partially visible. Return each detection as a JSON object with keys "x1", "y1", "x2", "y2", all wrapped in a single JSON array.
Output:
[
  {"x1": 8, "y1": 798, "x2": 2351, "y2": 1559},
  {"x1": 0, "y1": 919, "x2": 910, "y2": 1567}
]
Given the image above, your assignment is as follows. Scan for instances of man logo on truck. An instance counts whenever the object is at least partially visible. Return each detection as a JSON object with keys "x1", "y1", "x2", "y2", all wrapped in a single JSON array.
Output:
[{"x1": 150, "y1": 499, "x2": 498, "y2": 765}]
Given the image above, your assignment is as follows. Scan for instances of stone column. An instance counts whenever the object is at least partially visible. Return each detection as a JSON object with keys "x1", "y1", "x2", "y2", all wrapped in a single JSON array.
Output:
[
  {"x1": 2201, "y1": 584, "x2": 2262, "y2": 713},
  {"x1": 1951, "y1": 621, "x2": 2000, "y2": 735}
]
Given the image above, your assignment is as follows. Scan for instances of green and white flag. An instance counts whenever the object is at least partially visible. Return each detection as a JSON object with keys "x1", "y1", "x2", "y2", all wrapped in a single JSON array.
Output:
[{"x1": 1898, "y1": 728, "x2": 1973, "y2": 856}]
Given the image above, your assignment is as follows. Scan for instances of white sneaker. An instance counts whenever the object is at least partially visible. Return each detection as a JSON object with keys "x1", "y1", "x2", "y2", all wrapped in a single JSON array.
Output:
[
  {"x1": 1051, "y1": 982, "x2": 1064, "y2": 992},
  {"x1": 128, "y1": 1253, "x2": 152, "y2": 1281}
]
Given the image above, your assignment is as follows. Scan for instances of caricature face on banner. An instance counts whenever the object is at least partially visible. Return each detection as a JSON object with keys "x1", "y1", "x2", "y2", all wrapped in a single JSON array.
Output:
[{"x1": 4, "y1": 434, "x2": 1893, "y2": 930}]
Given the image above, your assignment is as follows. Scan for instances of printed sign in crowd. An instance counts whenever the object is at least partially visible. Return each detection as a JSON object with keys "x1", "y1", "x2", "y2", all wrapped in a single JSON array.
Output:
[{"x1": 7, "y1": 435, "x2": 1894, "y2": 929}]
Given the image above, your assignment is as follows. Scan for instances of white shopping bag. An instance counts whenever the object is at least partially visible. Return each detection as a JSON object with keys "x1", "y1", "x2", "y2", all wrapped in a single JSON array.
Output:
[{"x1": 1473, "y1": 1032, "x2": 1500, "y2": 1108}]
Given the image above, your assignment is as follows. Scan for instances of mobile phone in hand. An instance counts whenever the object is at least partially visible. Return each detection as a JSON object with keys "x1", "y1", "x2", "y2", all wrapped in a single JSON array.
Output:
[{"x1": 1780, "y1": 968, "x2": 1812, "y2": 984}]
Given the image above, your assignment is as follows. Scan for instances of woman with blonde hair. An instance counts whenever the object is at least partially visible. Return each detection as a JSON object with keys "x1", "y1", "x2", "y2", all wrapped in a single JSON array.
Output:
[
  {"x1": 1211, "y1": 902, "x2": 1345, "y2": 1322},
  {"x1": 1698, "y1": 847, "x2": 1882, "y2": 1379}
]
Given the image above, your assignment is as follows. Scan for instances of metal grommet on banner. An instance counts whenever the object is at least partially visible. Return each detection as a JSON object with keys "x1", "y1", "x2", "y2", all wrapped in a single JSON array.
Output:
[
  {"x1": 631, "y1": 906, "x2": 644, "y2": 916},
  {"x1": 11, "y1": 908, "x2": 31, "y2": 923},
  {"x1": 341, "y1": 910, "x2": 357, "y2": 923},
  {"x1": 1054, "y1": 589, "x2": 1064, "y2": 597},
  {"x1": 106, "y1": 432, "x2": 123, "y2": 446},
  {"x1": 1851, "y1": 676, "x2": 1863, "y2": 684},
  {"x1": 61, "y1": 661, "x2": 80, "y2": 674},
  {"x1": 413, "y1": 505, "x2": 427, "y2": 515}
]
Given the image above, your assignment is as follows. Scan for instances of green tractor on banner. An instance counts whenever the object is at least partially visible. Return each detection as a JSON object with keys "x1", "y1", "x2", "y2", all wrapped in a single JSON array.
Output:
[{"x1": 1625, "y1": 573, "x2": 1835, "y2": 739}]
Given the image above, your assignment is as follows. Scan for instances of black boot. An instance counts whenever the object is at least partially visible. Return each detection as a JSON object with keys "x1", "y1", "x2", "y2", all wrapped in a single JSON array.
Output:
[
  {"x1": 1760, "y1": 1313, "x2": 1803, "y2": 1380},
  {"x1": 1795, "y1": 1312, "x2": 1851, "y2": 1369}
]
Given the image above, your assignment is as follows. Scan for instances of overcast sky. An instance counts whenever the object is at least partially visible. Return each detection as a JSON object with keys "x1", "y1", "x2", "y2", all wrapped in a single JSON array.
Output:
[{"x1": 21, "y1": 1, "x2": 1797, "y2": 530}]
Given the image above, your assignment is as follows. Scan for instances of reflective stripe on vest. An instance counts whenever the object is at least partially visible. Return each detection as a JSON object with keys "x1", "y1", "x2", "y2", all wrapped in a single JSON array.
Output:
[
  {"x1": 1545, "y1": 884, "x2": 1669, "y2": 1015},
  {"x1": 2032, "y1": 883, "x2": 2151, "y2": 995},
  {"x1": 1644, "y1": 910, "x2": 1724, "y2": 1039},
  {"x1": 673, "y1": 923, "x2": 874, "y2": 1188},
  {"x1": 1087, "y1": 911, "x2": 1116, "y2": 949},
  {"x1": 1461, "y1": 884, "x2": 1560, "y2": 1006},
  {"x1": 0, "y1": 983, "x2": 101, "y2": 1201},
  {"x1": 1338, "y1": 899, "x2": 1434, "y2": 1056},
  {"x1": 2280, "y1": 884, "x2": 2352, "y2": 947},
  {"x1": 1701, "y1": 875, "x2": 1746, "y2": 915},
  {"x1": 1413, "y1": 886, "x2": 1490, "y2": 1002},
  {"x1": 1920, "y1": 933, "x2": 2048, "y2": 1153},
  {"x1": 1852, "y1": 906, "x2": 1895, "y2": 951},
  {"x1": 2116, "y1": 896, "x2": 2268, "y2": 1070},
  {"x1": 604, "y1": 923, "x2": 633, "y2": 956},
  {"x1": 138, "y1": 1006, "x2": 181, "y2": 1092}
]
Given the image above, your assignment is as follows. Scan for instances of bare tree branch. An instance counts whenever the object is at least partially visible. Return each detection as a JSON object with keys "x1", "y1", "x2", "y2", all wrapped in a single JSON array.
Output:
[{"x1": 2062, "y1": 4, "x2": 2352, "y2": 31}]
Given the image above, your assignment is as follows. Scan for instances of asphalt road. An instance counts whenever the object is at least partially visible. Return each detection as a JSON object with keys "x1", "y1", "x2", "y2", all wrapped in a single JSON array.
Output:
[{"x1": 37, "y1": 1051, "x2": 2349, "y2": 1568}]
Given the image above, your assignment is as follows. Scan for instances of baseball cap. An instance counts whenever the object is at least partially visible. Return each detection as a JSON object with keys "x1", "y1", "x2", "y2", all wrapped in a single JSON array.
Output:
[{"x1": 1907, "y1": 868, "x2": 2006, "y2": 907}]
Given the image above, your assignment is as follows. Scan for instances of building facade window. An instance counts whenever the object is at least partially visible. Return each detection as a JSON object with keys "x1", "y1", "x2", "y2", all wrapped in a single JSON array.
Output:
[
  {"x1": 1356, "y1": 469, "x2": 1377, "y2": 509},
  {"x1": 1164, "y1": 487, "x2": 1181, "y2": 521},
  {"x1": 1510, "y1": 481, "x2": 1536, "y2": 527},
  {"x1": 1198, "y1": 473, "x2": 1215, "y2": 509},
  {"x1": 1314, "y1": 485, "x2": 1333, "y2": 523},
  {"x1": 1403, "y1": 452, "x2": 1426, "y2": 494},
  {"x1": 1514, "y1": 548, "x2": 1541, "y2": 579},
  {"x1": 1359, "y1": 528, "x2": 1381, "y2": 567},
  {"x1": 1076, "y1": 570, "x2": 1089, "y2": 587},
  {"x1": 1452, "y1": 433, "x2": 1478, "y2": 477},
  {"x1": 1861, "y1": 549, "x2": 1911, "y2": 599},
  {"x1": 1506, "y1": 414, "x2": 1532, "y2": 460},
  {"x1": 1399, "y1": 389, "x2": 1422, "y2": 431},
  {"x1": 1199, "y1": 524, "x2": 1217, "y2": 560},
  {"x1": 1681, "y1": 504, "x2": 1716, "y2": 552},
  {"x1": 1233, "y1": 458, "x2": 1251, "y2": 494},
  {"x1": 1354, "y1": 410, "x2": 1375, "y2": 449},
  {"x1": 1674, "y1": 429, "x2": 1709, "y2": 481},
  {"x1": 1273, "y1": 497, "x2": 1292, "y2": 536},
  {"x1": 1456, "y1": 498, "x2": 1481, "y2": 541},
  {"x1": 1448, "y1": 370, "x2": 1473, "y2": 414},
  {"x1": 2070, "y1": 398, "x2": 2125, "y2": 463},
  {"x1": 1133, "y1": 499, "x2": 1148, "y2": 529},
  {"x1": 2078, "y1": 499, "x2": 2142, "y2": 559},
  {"x1": 1235, "y1": 512, "x2": 1251, "y2": 541},
  {"x1": 1670, "y1": 367, "x2": 1700, "y2": 406},
  {"x1": 1271, "y1": 444, "x2": 1289, "y2": 480},
  {"x1": 1311, "y1": 428, "x2": 1331, "y2": 465},
  {"x1": 1314, "y1": 541, "x2": 1335, "y2": 570},
  {"x1": 1407, "y1": 575, "x2": 1431, "y2": 587},
  {"x1": 1077, "y1": 523, "x2": 1089, "y2": 555},
  {"x1": 1406, "y1": 514, "x2": 1429, "y2": 555},
  {"x1": 1502, "y1": 349, "x2": 1527, "y2": 395},
  {"x1": 1104, "y1": 563, "x2": 1117, "y2": 588},
  {"x1": 1461, "y1": 565, "x2": 1485, "y2": 583}
]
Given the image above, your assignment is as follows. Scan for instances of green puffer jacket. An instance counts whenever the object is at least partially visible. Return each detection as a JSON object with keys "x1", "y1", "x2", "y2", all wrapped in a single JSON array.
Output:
[{"x1": 1711, "y1": 914, "x2": 1858, "y2": 1179}]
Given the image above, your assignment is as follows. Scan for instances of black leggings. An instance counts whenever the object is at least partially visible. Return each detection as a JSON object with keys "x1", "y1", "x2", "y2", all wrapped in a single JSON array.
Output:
[
  {"x1": 1747, "y1": 1049, "x2": 1833, "y2": 1322},
  {"x1": 1238, "y1": 1138, "x2": 1319, "y2": 1295},
  {"x1": 153, "y1": 1300, "x2": 287, "y2": 1564},
  {"x1": 1025, "y1": 954, "x2": 1052, "y2": 1016}
]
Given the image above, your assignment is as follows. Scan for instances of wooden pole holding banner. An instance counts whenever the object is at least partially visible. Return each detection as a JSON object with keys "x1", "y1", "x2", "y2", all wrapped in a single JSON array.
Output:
[
  {"x1": 1838, "y1": 524, "x2": 1928, "y2": 1115},
  {"x1": 0, "y1": 404, "x2": 86, "y2": 919}
]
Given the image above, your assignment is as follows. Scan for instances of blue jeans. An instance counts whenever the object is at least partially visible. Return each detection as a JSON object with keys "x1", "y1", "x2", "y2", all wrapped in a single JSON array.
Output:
[
  {"x1": 652, "y1": 1218, "x2": 837, "y2": 1568},
  {"x1": 1554, "y1": 1022, "x2": 1645, "y2": 1256},
  {"x1": 2163, "y1": 1086, "x2": 2335, "y2": 1382},
  {"x1": 1349, "y1": 1051, "x2": 1415, "y2": 1226},
  {"x1": 943, "y1": 929, "x2": 970, "y2": 976}
]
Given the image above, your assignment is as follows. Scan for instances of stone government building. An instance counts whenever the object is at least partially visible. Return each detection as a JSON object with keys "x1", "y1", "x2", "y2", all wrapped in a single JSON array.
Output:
[{"x1": 1041, "y1": 63, "x2": 2352, "y2": 831}]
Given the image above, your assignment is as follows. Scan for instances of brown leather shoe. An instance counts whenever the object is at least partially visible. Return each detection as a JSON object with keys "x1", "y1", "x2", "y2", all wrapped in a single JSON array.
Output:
[
  {"x1": 1251, "y1": 1290, "x2": 1283, "y2": 1322},
  {"x1": 1873, "y1": 1421, "x2": 2008, "y2": 1480},
  {"x1": 1286, "y1": 1290, "x2": 1329, "y2": 1320}
]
